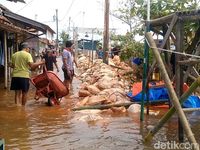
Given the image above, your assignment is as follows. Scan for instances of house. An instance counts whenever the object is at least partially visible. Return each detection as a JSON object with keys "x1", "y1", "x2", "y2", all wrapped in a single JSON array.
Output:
[
  {"x1": 78, "y1": 39, "x2": 99, "y2": 50},
  {"x1": 0, "y1": 4, "x2": 55, "y2": 88}
]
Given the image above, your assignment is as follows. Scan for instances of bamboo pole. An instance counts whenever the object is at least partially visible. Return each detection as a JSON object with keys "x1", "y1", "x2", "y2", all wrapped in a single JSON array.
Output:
[
  {"x1": 72, "y1": 102, "x2": 135, "y2": 111},
  {"x1": 147, "y1": 13, "x2": 174, "y2": 27},
  {"x1": 145, "y1": 79, "x2": 199, "y2": 140},
  {"x1": 147, "y1": 15, "x2": 178, "y2": 81},
  {"x1": 145, "y1": 32, "x2": 199, "y2": 150},
  {"x1": 73, "y1": 100, "x2": 169, "y2": 111},
  {"x1": 160, "y1": 15, "x2": 178, "y2": 49},
  {"x1": 183, "y1": 108, "x2": 200, "y2": 112}
]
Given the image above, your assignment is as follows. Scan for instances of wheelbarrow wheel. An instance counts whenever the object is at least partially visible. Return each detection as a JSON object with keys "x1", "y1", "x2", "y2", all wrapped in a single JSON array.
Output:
[
  {"x1": 47, "y1": 97, "x2": 55, "y2": 106},
  {"x1": 47, "y1": 97, "x2": 61, "y2": 106}
]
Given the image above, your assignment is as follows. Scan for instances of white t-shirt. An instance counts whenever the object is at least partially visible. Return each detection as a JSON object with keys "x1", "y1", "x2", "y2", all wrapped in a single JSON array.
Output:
[{"x1": 62, "y1": 49, "x2": 73, "y2": 70}]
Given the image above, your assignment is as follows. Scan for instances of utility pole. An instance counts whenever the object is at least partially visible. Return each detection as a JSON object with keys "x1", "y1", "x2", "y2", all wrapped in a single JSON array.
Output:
[
  {"x1": 68, "y1": 17, "x2": 71, "y2": 33},
  {"x1": 103, "y1": 0, "x2": 109, "y2": 64},
  {"x1": 140, "y1": 0, "x2": 150, "y2": 121},
  {"x1": 56, "y1": 9, "x2": 59, "y2": 51}
]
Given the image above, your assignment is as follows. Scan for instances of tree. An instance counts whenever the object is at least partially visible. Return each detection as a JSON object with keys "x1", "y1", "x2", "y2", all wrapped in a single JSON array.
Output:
[
  {"x1": 111, "y1": 0, "x2": 198, "y2": 62},
  {"x1": 59, "y1": 30, "x2": 70, "y2": 48}
]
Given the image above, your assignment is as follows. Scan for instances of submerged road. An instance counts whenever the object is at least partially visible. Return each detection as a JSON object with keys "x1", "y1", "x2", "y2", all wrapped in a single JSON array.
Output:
[{"x1": 0, "y1": 56, "x2": 199, "y2": 150}]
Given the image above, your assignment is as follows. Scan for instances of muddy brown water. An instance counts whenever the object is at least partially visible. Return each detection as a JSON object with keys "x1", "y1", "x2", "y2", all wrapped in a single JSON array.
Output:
[{"x1": 0, "y1": 57, "x2": 200, "y2": 150}]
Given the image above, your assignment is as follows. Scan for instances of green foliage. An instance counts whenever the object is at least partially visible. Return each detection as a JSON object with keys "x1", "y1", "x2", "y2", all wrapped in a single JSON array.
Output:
[
  {"x1": 135, "y1": 0, "x2": 197, "y2": 20},
  {"x1": 59, "y1": 30, "x2": 69, "y2": 48},
  {"x1": 110, "y1": 32, "x2": 144, "y2": 61},
  {"x1": 120, "y1": 39, "x2": 144, "y2": 61},
  {"x1": 111, "y1": 0, "x2": 198, "y2": 62}
]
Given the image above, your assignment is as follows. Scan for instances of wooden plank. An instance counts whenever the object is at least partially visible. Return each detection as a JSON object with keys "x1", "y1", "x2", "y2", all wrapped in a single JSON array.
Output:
[
  {"x1": 160, "y1": 15, "x2": 178, "y2": 49},
  {"x1": 147, "y1": 13, "x2": 174, "y2": 27}
]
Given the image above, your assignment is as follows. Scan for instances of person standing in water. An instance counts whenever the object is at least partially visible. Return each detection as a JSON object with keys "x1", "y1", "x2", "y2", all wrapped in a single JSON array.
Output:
[
  {"x1": 10, "y1": 42, "x2": 45, "y2": 106},
  {"x1": 61, "y1": 41, "x2": 74, "y2": 90}
]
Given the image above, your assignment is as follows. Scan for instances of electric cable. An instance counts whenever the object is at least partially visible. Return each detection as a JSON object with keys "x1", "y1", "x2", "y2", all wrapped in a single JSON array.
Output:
[
  {"x1": 16, "y1": 0, "x2": 35, "y2": 13},
  {"x1": 145, "y1": 37, "x2": 200, "y2": 59},
  {"x1": 60, "y1": 0, "x2": 77, "y2": 22}
]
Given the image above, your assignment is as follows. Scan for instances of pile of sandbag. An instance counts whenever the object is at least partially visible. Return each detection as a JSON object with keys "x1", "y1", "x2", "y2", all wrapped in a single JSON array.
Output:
[{"x1": 76, "y1": 54, "x2": 132, "y2": 108}]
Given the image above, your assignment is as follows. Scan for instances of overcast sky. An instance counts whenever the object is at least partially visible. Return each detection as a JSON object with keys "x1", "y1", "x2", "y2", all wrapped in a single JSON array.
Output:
[{"x1": 1, "y1": 0, "x2": 129, "y2": 38}]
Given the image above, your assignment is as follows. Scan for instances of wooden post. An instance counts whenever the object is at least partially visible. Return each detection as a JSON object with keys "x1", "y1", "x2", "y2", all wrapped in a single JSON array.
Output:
[
  {"x1": 145, "y1": 32, "x2": 199, "y2": 150},
  {"x1": 56, "y1": 9, "x2": 59, "y2": 51},
  {"x1": 103, "y1": 0, "x2": 109, "y2": 64},
  {"x1": 8, "y1": 47, "x2": 11, "y2": 82},
  {"x1": 175, "y1": 19, "x2": 184, "y2": 142},
  {"x1": 4, "y1": 31, "x2": 8, "y2": 89}
]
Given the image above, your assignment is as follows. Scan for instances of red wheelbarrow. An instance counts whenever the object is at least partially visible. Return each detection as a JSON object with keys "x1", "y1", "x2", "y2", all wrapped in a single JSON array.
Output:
[{"x1": 30, "y1": 67, "x2": 69, "y2": 106}]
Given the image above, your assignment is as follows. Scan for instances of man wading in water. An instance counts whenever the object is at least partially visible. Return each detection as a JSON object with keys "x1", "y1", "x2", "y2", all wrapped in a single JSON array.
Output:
[
  {"x1": 61, "y1": 41, "x2": 74, "y2": 90},
  {"x1": 10, "y1": 42, "x2": 45, "y2": 106}
]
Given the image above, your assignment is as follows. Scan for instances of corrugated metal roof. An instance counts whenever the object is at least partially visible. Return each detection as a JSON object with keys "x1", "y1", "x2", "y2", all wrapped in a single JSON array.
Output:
[
  {"x1": 0, "y1": 15, "x2": 36, "y2": 42},
  {"x1": 0, "y1": 4, "x2": 55, "y2": 38}
]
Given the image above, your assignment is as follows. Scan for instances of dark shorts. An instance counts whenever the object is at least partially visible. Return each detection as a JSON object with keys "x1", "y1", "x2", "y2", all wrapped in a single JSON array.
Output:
[
  {"x1": 62, "y1": 68, "x2": 74, "y2": 80},
  {"x1": 10, "y1": 77, "x2": 30, "y2": 92}
]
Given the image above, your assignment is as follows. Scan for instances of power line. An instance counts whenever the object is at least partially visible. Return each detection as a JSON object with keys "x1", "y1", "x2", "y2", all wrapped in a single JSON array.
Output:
[
  {"x1": 60, "y1": 0, "x2": 77, "y2": 22},
  {"x1": 145, "y1": 38, "x2": 200, "y2": 59},
  {"x1": 16, "y1": 0, "x2": 35, "y2": 13}
]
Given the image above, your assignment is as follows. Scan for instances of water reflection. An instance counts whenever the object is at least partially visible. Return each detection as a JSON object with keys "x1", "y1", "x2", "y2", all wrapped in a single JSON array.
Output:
[{"x1": 1, "y1": 94, "x2": 200, "y2": 150}]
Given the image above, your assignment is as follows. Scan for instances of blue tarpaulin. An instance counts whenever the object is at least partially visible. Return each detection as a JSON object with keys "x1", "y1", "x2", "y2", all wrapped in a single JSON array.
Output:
[
  {"x1": 127, "y1": 87, "x2": 200, "y2": 108},
  {"x1": 132, "y1": 57, "x2": 143, "y2": 65},
  {"x1": 182, "y1": 95, "x2": 200, "y2": 108}
]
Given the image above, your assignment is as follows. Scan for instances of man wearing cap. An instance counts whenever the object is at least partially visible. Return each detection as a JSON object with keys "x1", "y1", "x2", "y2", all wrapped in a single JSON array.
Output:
[{"x1": 10, "y1": 42, "x2": 45, "y2": 106}]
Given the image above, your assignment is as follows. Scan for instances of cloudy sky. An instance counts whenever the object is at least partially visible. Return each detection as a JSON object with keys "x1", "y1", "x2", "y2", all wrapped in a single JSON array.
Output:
[{"x1": 1, "y1": 0, "x2": 129, "y2": 38}]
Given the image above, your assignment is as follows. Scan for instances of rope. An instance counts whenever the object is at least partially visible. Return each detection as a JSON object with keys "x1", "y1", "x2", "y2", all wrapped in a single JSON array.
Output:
[{"x1": 145, "y1": 37, "x2": 200, "y2": 59}]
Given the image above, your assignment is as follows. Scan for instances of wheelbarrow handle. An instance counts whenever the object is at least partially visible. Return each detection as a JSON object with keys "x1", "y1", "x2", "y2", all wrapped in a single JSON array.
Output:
[{"x1": 42, "y1": 65, "x2": 47, "y2": 73}]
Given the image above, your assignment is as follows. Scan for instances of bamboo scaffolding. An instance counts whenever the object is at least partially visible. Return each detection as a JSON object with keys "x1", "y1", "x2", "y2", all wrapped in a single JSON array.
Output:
[
  {"x1": 178, "y1": 59, "x2": 200, "y2": 65},
  {"x1": 147, "y1": 15, "x2": 178, "y2": 85},
  {"x1": 147, "y1": 14, "x2": 174, "y2": 26},
  {"x1": 183, "y1": 108, "x2": 200, "y2": 112},
  {"x1": 145, "y1": 32, "x2": 199, "y2": 150},
  {"x1": 160, "y1": 15, "x2": 178, "y2": 49},
  {"x1": 183, "y1": 43, "x2": 200, "y2": 82}
]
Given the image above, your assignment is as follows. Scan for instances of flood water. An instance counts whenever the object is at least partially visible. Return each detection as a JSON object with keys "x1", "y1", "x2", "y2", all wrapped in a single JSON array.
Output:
[{"x1": 0, "y1": 57, "x2": 200, "y2": 150}]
